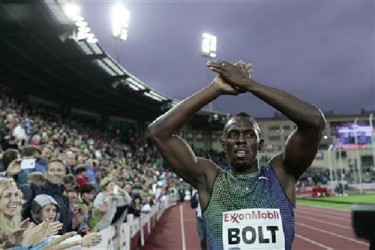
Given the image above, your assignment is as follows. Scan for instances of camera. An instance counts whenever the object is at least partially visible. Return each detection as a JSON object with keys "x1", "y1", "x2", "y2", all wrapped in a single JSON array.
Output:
[{"x1": 352, "y1": 203, "x2": 375, "y2": 250}]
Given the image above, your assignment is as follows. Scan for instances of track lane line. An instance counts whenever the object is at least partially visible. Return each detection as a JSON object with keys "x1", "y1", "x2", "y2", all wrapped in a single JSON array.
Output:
[
  {"x1": 296, "y1": 222, "x2": 369, "y2": 246},
  {"x1": 298, "y1": 205, "x2": 351, "y2": 214},
  {"x1": 180, "y1": 204, "x2": 186, "y2": 250},
  {"x1": 296, "y1": 215, "x2": 352, "y2": 230},
  {"x1": 295, "y1": 234, "x2": 334, "y2": 250},
  {"x1": 296, "y1": 213, "x2": 352, "y2": 225}
]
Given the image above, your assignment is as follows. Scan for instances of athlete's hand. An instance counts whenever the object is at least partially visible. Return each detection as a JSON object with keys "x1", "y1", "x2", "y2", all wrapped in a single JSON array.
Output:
[
  {"x1": 207, "y1": 60, "x2": 253, "y2": 91},
  {"x1": 209, "y1": 61, "x2": 249, "y2": 95}
]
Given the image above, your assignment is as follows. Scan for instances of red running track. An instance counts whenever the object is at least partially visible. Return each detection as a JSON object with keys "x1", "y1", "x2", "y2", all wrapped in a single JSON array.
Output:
[{"x1": 143, "y1": 202, "x2": 370, "y2": 250}]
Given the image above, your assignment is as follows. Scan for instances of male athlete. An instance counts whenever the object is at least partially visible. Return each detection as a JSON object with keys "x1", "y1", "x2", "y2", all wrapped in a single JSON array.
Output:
[{"x1": 149, "y1": 60, "x2": 325, "y2": 250}]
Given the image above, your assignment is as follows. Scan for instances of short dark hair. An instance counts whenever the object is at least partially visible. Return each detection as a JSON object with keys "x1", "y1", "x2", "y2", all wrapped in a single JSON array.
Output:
[
  {"x1": 63, "y1": 174, "x2": 75, "y2": 185},
  {"x1": 75, "y1": 165, "x2": 87, "y2": 175},
  {"x1": 234, "y1": 112, "x2": 252, "y2": 118},
  {"x1": 223, "y1": 112, "x2": 261, "y2": 137},
  {"x1": 2, "y1": 149, "x2": 19, "y2": 169},
  {"x1": 80, "y1": 184, "x2": 96, "y2": 195}
]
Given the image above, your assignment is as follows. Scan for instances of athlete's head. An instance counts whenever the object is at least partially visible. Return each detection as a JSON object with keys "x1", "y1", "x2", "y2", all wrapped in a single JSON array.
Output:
[{"x1": 222, "y1": 112, "x2": 264, "y2": 172}]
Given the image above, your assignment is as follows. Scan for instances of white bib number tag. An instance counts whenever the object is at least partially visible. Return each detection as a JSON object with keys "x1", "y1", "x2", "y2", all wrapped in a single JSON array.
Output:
[{"x1": 222, "y1": 208, "x2": 285, "y2": 250}]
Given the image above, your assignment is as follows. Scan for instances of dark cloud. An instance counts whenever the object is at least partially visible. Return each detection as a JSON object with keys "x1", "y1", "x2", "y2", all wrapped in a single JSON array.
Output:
[{"x1": 80, "y1": 0, "x2": 374, "y2": 117}]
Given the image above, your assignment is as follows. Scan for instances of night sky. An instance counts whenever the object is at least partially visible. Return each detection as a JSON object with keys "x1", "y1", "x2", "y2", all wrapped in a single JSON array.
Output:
[{"x1": 79, "y1": 0, "x2": 374, "y2": 118}]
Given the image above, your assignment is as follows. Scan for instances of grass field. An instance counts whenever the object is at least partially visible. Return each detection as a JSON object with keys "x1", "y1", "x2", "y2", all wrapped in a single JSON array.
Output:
[{"x1": 297, "y1": 194, "x2": 375, "y2": 210}]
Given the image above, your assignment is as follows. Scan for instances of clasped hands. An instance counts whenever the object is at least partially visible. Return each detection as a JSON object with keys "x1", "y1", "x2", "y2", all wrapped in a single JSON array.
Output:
[{"x1": 207, "y1": 60, "x2": 253, "y2": 95}]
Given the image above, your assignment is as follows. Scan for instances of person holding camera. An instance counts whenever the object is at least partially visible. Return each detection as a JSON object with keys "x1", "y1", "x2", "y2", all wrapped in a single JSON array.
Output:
[{"x1": 92, "y1": 177, "x2": 131, "y2": 231}]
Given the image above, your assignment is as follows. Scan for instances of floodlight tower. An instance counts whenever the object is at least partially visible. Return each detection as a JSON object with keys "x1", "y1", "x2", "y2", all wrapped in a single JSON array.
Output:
[
  {"x1": 63, "y1": 3, "x2": 98, "y2": 43},
  {"x1": 201, "y1": 33, "x2": 217, "y2": 111},
  {"x1": 111, "y1": 2, "x2": 130, "y2": 64},
  {"x1": 201, "y1": 33, "x2": 217, "y2": 155}
]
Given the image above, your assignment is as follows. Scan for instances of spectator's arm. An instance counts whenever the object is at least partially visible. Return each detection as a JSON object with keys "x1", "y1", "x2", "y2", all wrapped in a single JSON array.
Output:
[{"x1": 87, "y1": 209, "x2": 103, "y2": 231}]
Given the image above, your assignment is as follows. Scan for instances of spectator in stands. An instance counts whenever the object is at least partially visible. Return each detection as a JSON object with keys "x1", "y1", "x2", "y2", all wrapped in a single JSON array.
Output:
[
  {"x1": 66, "y1": 189, "x2": 79, "y2": 209},
  {"x1": 127, "y1": 195, "x2": 142, "y2": 218},
  {"x1": 123, "y1": 183, "x2": 133, "y2": 197},
  {"x1": 63, "y1": 174, "x2": 76, "y2": 192},
  {"x1": 30, "y1": 194, "x2": 102, "y2": 248},
  {"x1": 17, "y1": 145, "x2": 40, "y2": 184},
  {"x1": 13, "y1": 159, "x2": 73, "y2": 234},
  {"x1": 75, "y1": 165, "x2": 89, "y2": 190},
  {"x1": 30, "y1": 194, "x2": 63, "y2": 235},
  {"x1": 13, "y1": 122, "x2": 28, "y2": 146},
  {"x1": 77, "y1": 184, "x2": 97, "y2": 235},
  {"x1": 0, "y1": 120, "x2": 18, "y2": 151},
  {"x1": 65, "y1": 151, "x2": 77, "y2": 175},
  {"x1": 79, "y1": 184, "x2": 96, "y2": 206},
  {"x1": 66, "y1": 189, "x2": 87, "y2": 232},
  {"x1": 1, "y1": 149, "x2": 20, "y2": 179},
  {"x1": 34, "y1": 145, "x2": 53, "y2": 173},
  {"x1": 0, "y1": 178, "x2": 23, "y2": 244},
  {"x1": 83, "y1": 160, "x2": 97, "y2": 187},
  {"x1": 92, "y1": 177, "x2": 130, "y2": 231}
]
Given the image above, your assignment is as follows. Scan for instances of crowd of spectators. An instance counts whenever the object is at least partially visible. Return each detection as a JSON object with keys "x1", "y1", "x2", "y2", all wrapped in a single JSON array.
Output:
[
  {"x1": 298, "y1": 167, "x2": 375, "y2": 188},
  {"x1": 0, "y1": 89, "x2": 170, "y2": 249}
]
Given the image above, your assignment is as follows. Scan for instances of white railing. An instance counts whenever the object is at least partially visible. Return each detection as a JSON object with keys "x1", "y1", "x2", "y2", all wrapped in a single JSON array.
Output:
[{"x1": 82, "y1": 194, "x2": 176, "y2": 250}]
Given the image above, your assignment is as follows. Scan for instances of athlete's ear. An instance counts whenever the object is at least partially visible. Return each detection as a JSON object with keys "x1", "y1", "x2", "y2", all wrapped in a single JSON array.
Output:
[
  {"x1": 221, "y1": 138, "x2": 227, "y2": 153},
  {"x1": 258, "y1": 139, "x2": 264, "y2": 151}
]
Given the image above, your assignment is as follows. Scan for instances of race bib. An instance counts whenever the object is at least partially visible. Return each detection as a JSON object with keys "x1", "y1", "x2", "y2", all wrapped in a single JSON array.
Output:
[{"x1": 222, "y1": 208, "x2": 285, "y2": 250}]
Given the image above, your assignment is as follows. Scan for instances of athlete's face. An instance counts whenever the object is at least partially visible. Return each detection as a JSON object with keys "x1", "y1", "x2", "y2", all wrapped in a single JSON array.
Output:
[{"x1": 223, "y1": 117, "x2": 263, "y2": 172}]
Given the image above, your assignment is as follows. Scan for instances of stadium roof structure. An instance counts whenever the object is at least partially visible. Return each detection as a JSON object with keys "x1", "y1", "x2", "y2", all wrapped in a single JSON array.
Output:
[{"x1": 0, "y1": 1, "x2": 229, "y2": 130}]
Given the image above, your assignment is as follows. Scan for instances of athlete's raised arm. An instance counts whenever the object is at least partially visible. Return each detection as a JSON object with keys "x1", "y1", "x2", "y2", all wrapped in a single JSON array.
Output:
[
  {"x1": 208, "y1": 60, "x2": 326, "y2": 203},
  {"x1": 148, "y1": 65, "x2": 246, "y2": 194}
]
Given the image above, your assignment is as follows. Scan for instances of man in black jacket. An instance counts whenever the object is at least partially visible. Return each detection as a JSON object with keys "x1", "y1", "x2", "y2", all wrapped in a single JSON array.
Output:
[{"x1": 15, "y1": 159, "x2": 73, "y2": 233}]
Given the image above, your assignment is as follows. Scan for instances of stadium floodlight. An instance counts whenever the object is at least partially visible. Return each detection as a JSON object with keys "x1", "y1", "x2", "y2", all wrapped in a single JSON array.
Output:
[
  {"x1": 111, "y1": 3, "x2": 130, "y2": 41},
  {"x1": 87, "y1": 37, "x2": 98, "y2": 44},
  {"x1": 75, "y1": 21, "x2": 88, "y2": 27},
  {"x1": 201, "y1": 33, "x2": 217, "y2": 58},
  {"x1": 78, "y1": 26, "x2": 90, "y2": 33},
  {"x1": 62, "y1": 3, "x2": 97, "y2": 44},
  {"x1": 63, "y1": 3, "x2": 81, "y2": 20},
  {"x1": 201, "y1": 33, "x2": 217, "y2": 111},
  {"x1": 76, "y1": 31, "x2": 93, "y2": 41},
  {"x1": 126, "y1": 77, "x2": 146, "y2": 90}
]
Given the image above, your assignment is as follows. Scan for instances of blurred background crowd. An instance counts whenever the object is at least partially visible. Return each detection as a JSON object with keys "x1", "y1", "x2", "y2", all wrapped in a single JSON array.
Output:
[{"x1": 0, "y1": 90, "x2": 180, "y2": 249}]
